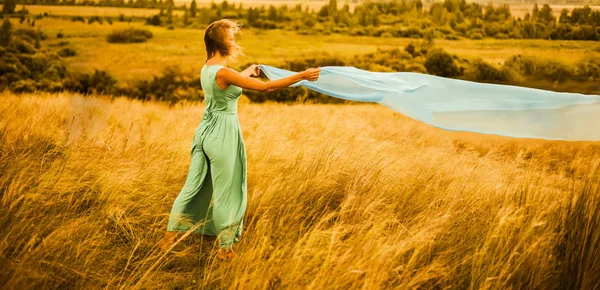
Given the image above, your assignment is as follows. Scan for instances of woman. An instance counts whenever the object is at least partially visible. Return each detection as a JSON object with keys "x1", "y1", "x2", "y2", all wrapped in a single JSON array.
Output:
[{"x1": 158, "y1": 19, "x2": 321, "y2": 260}]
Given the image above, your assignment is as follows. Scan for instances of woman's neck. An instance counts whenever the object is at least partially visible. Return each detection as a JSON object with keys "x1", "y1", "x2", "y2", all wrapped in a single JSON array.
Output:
[{"x1": 205, "y1": 54, "x2": 227, "y2": 66}]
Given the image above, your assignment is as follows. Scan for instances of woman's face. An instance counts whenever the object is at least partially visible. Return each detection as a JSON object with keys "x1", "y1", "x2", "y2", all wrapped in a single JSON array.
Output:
[{"x1": 226, "y1": 29, "x2": 235, "y2": 46}]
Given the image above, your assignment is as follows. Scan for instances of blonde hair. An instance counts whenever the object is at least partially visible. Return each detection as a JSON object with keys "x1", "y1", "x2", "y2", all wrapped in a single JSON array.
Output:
[{"x1": 204, "y1": 19, "x2": 245, "y2": 63}]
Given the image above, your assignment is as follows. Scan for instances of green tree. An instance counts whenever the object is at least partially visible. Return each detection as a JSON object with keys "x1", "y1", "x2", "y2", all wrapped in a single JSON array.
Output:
[
  {"x1": 166, "y1": 0, "x2": 173, "y2": 24},
  {"x1": 424, "y1": 49, "x2": 459, "y2": 77},
  {"x1": 559, "y1": 8, "x2": 569, "y2": 23},
  {"x1": 268, "y1": 5, "x2": 277, "y2": 21},
  {"x1": 247, "y1": 7, "x2": 257, "y2": 26},
  {"x1": 183, "y1": 4, "x2": 189, "y2": 25},
  {"x1": 0, "y1": 18, "x2": 13, "y2": 47},
  {"x1": 538, "y1": 4, "x2": 555, "y2": 23},
  {"x1": 2, "y1": 0, "x2": 17, "y2": 14},
  {"x1": 328, "y1": 0, "x2": 337, "y2": 16},
  {"x1": 190, "y1": 0, "x2": 197, "y2": 17},
  {"x1": 532, "y1": 4, "x2": 539, "y2": 21}
]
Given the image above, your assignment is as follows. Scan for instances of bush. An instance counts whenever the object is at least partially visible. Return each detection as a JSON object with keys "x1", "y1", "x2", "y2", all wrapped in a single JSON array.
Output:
[
  {"x1": 35, "y1": 78, "x2": 63, "y2": 92},
  {"x1": 254, "y1": 20, "x2": 276, "y2": 29},
  {"x1": 10, "y1": 79, "x2": 37, "y2": 93},
  {"x1": 575, "y1": 57, "x2": 600, "y2": 81},
  {"x1": 405, "y1": 43, "x2": 418, "y2": 57},
  {"x1": 57, "y1": 32, "x2": 64, "y2": 38},
  {"x1": 70, "y1": 69, "x2": 118, "y2": 95},
  {"x1": 145, "y1": 15, "x2": 161, "y2": 26},
  {"x1": 71, "y1": 16, "x2": 85, "y2": 23},
  {"x1": 88, "y1": 16, "x2": 103, "y2": 25},
  {"x1": 504, "y1": 55, "x2": 574, "y2": 82},
  {"x1": 403, "y1": 27, "x2": 424, "y2": 38},
  {"x1": 349, "y1": 27, "x2": 365, "y2": 36},
  {"x1": 49, "y1": 40, "x2": 69, "y2": 47},
  {"x1": 106, "y1": 28, "x2": 153, "y2": 44},
  {"x1": 424, "y1": 49, "x2": 460, "y2": 77},
  {"x1": 468, "y1": 59, "x2": 511, "y2": 82},
  {"x1": 467, "y1": 29, "x2": 484, "y2": 39},
  {"x1": 15, "y1": 28, "x2": 48, "y2": 42},
  {"x1": 10, "y1": 40, "x2": 36, "y2": 54},
  {"x1": 57, "y1": 47, "x2": 76, "y2": 57}
]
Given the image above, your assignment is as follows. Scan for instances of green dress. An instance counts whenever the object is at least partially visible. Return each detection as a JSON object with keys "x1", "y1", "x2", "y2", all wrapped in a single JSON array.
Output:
[{"x1": 167, "y1": 64, "x2": 247, "y2": 250}]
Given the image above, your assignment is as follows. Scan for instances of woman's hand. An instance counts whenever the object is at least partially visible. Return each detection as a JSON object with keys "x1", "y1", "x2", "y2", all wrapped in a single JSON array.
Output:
[
  {"x1": 302, "y1": 67, "x2": 321, "y2": 81},
  {"x1": 242, "y1": 64, "x2": 261, "y2": 77}
]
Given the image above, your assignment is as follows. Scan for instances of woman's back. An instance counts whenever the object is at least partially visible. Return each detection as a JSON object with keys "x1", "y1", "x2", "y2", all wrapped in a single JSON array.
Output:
[{"x1": 201, "y1": 64, "x2": 243, "y2": 114}]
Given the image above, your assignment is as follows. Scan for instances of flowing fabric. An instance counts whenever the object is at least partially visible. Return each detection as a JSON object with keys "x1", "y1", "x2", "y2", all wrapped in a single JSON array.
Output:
[{"x1": 259, "y1": 64, "x2": 600, "y2": 141}]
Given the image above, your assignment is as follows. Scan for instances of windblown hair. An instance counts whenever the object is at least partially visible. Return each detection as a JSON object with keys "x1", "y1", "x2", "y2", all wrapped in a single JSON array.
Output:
[{"x1": 204, "y1": 19, "x2": 245, "y2": 63}]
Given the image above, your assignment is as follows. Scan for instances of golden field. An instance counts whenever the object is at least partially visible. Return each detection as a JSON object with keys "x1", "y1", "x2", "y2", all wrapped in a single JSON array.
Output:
[
  {"x1": 1, "y1": 92, "x2": 599, "y2": 289},
  {"x1": 12, "y1": 17, "x2": 600, "y2": 81}
]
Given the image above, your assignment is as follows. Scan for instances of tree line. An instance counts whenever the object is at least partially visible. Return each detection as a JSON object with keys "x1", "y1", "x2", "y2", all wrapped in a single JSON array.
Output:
[{"x1": 2, "y1": 0, "x2": 600, "y2": 40}]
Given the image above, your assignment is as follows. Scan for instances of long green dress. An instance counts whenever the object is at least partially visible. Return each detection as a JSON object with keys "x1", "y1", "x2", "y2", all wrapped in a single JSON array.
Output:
[{"x1": 167, "y1": 64, "x2": 247, "y2": 250}]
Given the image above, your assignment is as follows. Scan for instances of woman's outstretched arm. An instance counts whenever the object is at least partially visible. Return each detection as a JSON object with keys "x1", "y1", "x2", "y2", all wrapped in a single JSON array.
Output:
[{"x1": 216, "y1": 66, "x2": 321, "y2": 92}]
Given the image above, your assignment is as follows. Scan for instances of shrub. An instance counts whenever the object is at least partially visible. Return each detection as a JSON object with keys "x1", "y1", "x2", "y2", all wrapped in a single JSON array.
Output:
[
  {"x1": 504, "y1": 55, "x2": 574, "y2": 82},
  {"x1": 145, "y1": 15, "x2": 161, "y2": 26},
  {"x1": 49, "y1": 40, "x2": 69, "y2": 47},
  {"x1": 88, "y1": 16, "x2": 103, "y2": 25},
  {"x1": 71, "y1": 16, "x2": 85, "y2": 23},
  {"x1": 57, "y1": 32, "x2": 64, "y2": 38},
  {"x1": 254, "y1": 20, "x2": 276, "y2": 29},
  {"x1": 467, "y1": 29, "x2": 484, "y2": 39},
  {"x1": 349, "y1": 27, "x2": 365, "y2": 36},
  {"x1": 10, "y1": 79, "x2": 37, "y2": 93},
  {"x1": 11, "y1": 40, "x2": 36, "y2": 54},
  {"x1": 70, "y1": 69, "x2": 118, "y2": 95},
  {"x1": 35, "y1": 78, "x2": 63, "y2": 92},
  {"x1": 468, "y1": 59, "x2": 511, "y2": 82},
  {"x1": 15, "y1": 28, "x2": 48, "y2": 42},
  {"x1": 405, "y1": 43, "x2": 417, "y2": 57},
  {"x1": 106, "y1": 28, "x2": 153, "y2": 44},
  {"x1": 404, "y1": 27, "x2": 423, "y2": 38},
  {"x1": 424, "y1": 49, "x2": 460, "y2": 77},
  {"x1": 57, "y1": 47, "x2": 77, "y2": 57}
]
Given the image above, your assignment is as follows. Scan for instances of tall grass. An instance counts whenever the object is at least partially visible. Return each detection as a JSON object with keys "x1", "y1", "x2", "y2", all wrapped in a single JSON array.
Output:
[{"x1": 1, "y1": 92, "x2": 599, "y2": 289}]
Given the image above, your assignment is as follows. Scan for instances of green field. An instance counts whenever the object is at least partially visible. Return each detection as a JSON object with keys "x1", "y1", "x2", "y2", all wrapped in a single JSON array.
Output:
[{"x1": 13, "y1": 17, "x2": 600, "y2": 81}]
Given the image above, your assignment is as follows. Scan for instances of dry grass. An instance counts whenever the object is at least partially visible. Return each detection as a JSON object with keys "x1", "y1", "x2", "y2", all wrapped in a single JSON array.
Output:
[{"x1": 1, "y1": 91, "x2": 600, "y2": 289}]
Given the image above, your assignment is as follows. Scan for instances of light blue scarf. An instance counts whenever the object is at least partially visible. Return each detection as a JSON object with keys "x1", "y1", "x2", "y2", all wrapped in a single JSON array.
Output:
[{"x1": 259, "y1": 64, "x2": 600, "y2": 141}]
